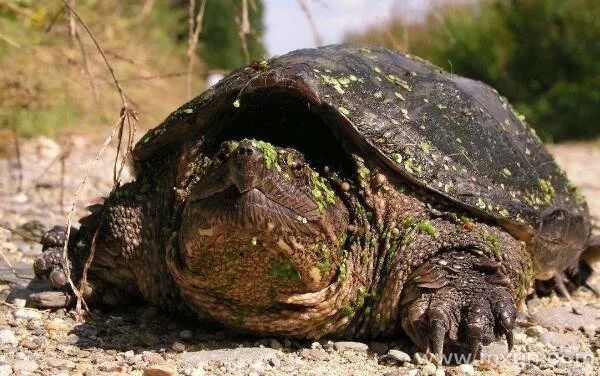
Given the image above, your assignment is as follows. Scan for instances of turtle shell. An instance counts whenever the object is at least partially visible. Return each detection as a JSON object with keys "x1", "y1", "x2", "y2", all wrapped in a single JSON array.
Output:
[{"x1": 133, "y1": 44, "x2": 589, "y2": 251}]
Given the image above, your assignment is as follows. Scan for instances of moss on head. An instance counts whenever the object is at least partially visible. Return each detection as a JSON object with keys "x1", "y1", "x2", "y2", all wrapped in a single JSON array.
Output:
[
  {"x1": 310, "y1": 171, "x2": 336, "y2": 212},
  {"x1": 315, "y1": 244, "x2": 331, "y2": 273},
  {"x1": 251, "y1": 140, "x2": 281, "y2": 171},
  {"x1": 269, "y1": 260, "x2": 300, "y2": 283}
]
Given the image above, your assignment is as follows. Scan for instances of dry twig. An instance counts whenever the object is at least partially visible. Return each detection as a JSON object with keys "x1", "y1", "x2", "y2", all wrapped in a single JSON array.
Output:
[
  {"x1": 11, "y1": 126, "x2": 23, "y2": 193},
  {"x1": 236, "y1": 0, "x2": 251, "y2": 64},
  {"x1": 60, "y1": 0, "x2": 138, "y2": 316},
  {"x1": 186, "y1": 0, "x2": 207, "y2": 99},
  {"x1": 297, "y1": 0, "x2": 323, "y2": 47}
]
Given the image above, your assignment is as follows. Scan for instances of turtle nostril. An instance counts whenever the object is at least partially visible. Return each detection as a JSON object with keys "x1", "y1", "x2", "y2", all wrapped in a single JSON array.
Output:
[{"x1": 237, "y1": 146, "x2": 254, "y2": 156}]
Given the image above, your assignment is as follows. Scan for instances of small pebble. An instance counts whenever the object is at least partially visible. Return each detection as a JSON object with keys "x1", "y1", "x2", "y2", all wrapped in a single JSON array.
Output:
[
  {"x1": 0, "y1": 330, "x2": 17, "y2": 345},
  {"x1": 580, "y1": 324, "x2": 597, "y2": 337},
  {"x1": 514, "y1": 332, "x2": 528, "y2": 344},
  {"x1": 13, "y1": 308, "x2": 42, "y2": 320},
  {"x1": 0, "y1": 364, "x2": 12, "y2": 376},
  {"x1": 142, "y1": 351, "x2": 165, "y2": 364},
  {"x1": 525, "y1": 325, "x2": 545, "y2": 337},
  {"x1": 422, "y1": 363, "x2": 437, "y2": 375},
  {"x1": 333, "y1": 341, "x2": 369, "y2": 353},
  {"x1": 458, "y1": 363, "x2": 475, "y2": 375},
  {"x1": 143, "y1": 364, "x2": 177, "y2": 376},
  {"x1": 20, "y1": 338, "x2": 39, "y2": 350},
  {"x1": 12, "y1": 360, "x2": 39, "y2": 373},
  {"x1": 384, "y1": 349, "x2": 411, "y2": 363},
  {"x1": 171, "y1": 341, "x2": 186, "y2": 353}
]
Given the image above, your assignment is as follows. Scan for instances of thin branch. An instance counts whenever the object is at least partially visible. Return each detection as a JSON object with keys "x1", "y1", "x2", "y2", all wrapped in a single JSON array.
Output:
[
  {"x1": 61, "y1": 0, "x2": 128, "y2": 107},
  {"x1": 11, "y1": 126, "x2": 23, "y2": 193},
  {"x1": 186, "y1": 0, "x2": 207, "y2": 99},
  {"x1": 74, "y1": 27, "x2": 100, "y2": 103},
  {"x1": 135, "y1": 0, "x2": 155, "y2": 22},
  {"x1": 0, "y1": 224, "x2": 41, "y2": 244},
  {"x1": 297, "y1": 0, "x2": 323, "y2": 47},
  {"x1": 62, "y1": 112, "x2": 126, "y2": 314},
  {"x1": 68, "y1": 0, "x2": 77, "y2": 42},
  {"x1": 236, "y1": 0, "x2": 251, "y2": 64},
  {"x1": 59, "y1": 0, "x2": 138, "y2": 315}
]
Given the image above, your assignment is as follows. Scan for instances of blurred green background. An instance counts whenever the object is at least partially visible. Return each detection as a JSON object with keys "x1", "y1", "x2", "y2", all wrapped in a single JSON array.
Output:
[{"x1": 1, "y1": 0, "x2": 598, "y2": 144}]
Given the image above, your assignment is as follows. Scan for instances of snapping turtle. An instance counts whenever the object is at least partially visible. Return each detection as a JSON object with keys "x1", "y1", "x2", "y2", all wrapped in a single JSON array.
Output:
[{"x1": 34, "y1": 45, "x2": 598, "y2": 358}]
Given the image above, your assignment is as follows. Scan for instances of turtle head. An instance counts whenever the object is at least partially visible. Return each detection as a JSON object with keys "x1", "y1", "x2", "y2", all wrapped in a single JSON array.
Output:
[{"x1": 168, "y1": 139, "x2": 349, "y2": 315}]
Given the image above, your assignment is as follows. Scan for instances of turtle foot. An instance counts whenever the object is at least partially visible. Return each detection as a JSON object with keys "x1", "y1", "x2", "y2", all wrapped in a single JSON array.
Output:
[
  {"x1": 400, "y1": 250, "x2": 516, "y2": 363},
  {"x1": 33, "y1": 226, "x2": 74, "y2": 289}
]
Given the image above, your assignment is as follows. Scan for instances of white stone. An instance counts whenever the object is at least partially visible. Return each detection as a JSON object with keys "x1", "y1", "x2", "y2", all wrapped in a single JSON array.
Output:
[
  {"x1": 0, "y1": 364, "x2": 12, "y2": 376},
  {"x1": 458, "y1": 363, "x2": 475, "y2": 375},
  {"x1": 422, "y1": 363, "x2": 437, "y2": 375},
  {"x1": 13, "y1": 308, "x2": 41, "y2": 320},
  {"x1": 0, "y1": 330, "x2": 17, "y2": 346}
]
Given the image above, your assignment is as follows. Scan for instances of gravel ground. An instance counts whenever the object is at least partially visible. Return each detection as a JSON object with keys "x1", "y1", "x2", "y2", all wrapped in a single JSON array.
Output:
[{"x1": 0, "y1": 136, "x2": 599, "y2": 376}]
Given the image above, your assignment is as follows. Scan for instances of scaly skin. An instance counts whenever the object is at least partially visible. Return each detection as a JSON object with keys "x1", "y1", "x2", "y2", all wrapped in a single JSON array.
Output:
[{"x1": 35, "y1": 139, "x2": 534, "y2": 360}]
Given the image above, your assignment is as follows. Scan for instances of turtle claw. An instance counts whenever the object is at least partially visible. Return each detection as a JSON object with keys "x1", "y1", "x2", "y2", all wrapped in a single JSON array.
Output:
[
  {"x1": 34, "y1": 226, "x2": 73, "y2": 290},
  {"x1": 400, "y1": 251, "x2": 518, "y2": 363}
]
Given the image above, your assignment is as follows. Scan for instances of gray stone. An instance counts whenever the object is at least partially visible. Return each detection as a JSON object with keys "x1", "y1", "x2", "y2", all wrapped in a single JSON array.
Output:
[
  {"x1": 171, "y1": 342, "x2": 186, "y2": 353},
  {"x1": 531, "y1": 306, "x2": 600, "y2": 329},
  {"x1": 180, "y1": 348, "x2": 279, "y2": 368},
  {"x1": 12, "y1": 359, "x2": 38, "y2": 373},
  {"x1": 298, "y1": 348, "x2": 329, "y2": 361},
  {"x1": 28, "y1": 291, "x2": 70, "y2": 309},
  {"x1": 0, "y1": 364, "x2": 12, "y2": 376},
  {"x1": 0, "y1": 330, "x2": 17, "y2": 346},
  {"x1": 143, "y1": 364, "x2": 177, "y2": 376},
  {"x1": 580, "y1": 324, "x2": 597, "y2": 337},
  {"x1": 422, "y1": 363, "x2": 437, "y2": 375},
  {"x1": 539, "y1": 331, "x2": 582, "y2": 347},
  {"x1": 525, "y1": 325, "x2": 546, "y2": 337},
  {"x1": 383, "y1": 349, "x2": 411, "y2": 363},
  {"x1": 333, "y1": 341, "x2": 369, "y2": 353}
]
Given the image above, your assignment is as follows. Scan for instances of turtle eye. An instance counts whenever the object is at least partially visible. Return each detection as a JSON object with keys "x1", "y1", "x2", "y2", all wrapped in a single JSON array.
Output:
[{"x1": 291, "y1": 160, "x2": 304, "y2": 172}]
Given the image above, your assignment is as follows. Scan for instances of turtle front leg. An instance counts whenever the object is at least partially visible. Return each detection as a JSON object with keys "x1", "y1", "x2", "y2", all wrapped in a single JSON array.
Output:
[
  {"x1": 32, "y1": 184, "x2": 145, "y2": 309},
  {"x1": 398, "y1": 235, "x2": 532, "y2": 363}
]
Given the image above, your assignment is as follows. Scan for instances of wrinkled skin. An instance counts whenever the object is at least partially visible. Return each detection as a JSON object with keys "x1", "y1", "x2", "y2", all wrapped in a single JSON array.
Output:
[{"x1": 35, "y1": 138, "x2": 538, "y2": 361}]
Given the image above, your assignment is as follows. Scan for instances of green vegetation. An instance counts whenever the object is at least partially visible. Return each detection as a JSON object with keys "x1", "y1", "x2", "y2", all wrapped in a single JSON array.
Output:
[
  {"x1": 193, "y1": 0, "x2": 266, "y2": 70},
  {"x1": 1, "y1": 0, "x2": 265, "y2": 142},
  {"x1": 347, "y1": 0, "x2": 600, "y2": 142}
]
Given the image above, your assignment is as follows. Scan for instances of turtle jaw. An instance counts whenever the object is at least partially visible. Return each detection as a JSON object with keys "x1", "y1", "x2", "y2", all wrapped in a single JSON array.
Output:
[{"x1": 173, "y1": 139, "x2": 350, "y2": 310}]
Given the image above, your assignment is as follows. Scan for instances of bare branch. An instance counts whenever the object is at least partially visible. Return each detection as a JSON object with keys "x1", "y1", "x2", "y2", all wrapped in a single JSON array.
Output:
[
  {"x1": 61, "y1": 0, "x2": 128, "y2": 107},
  {"x1": 236, "y1": 0, "x2": 251, "y2": 63},
  {"x1": 297, "y1": 0, "x2": 323, "y2": 47},
  {"x1": 59, "y1": 0, "x2": 138, "y2": 315},
  {"x1": 186, "y1": 0, "x2": 207, "y2": 99},
  {"x1": 74, "y1": 28, "x2": 100, "y2": 102}
]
